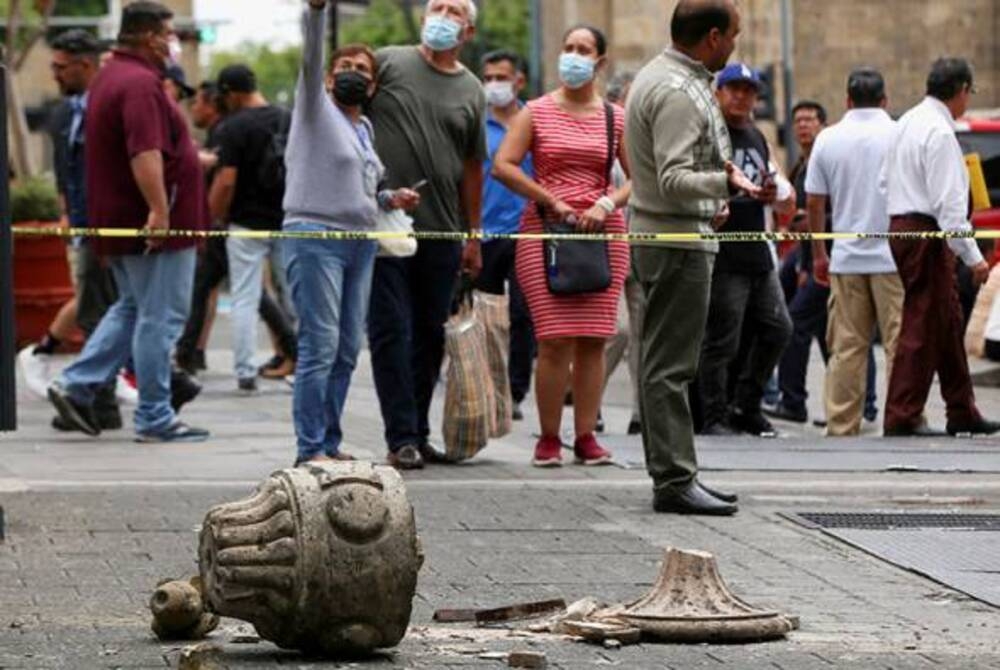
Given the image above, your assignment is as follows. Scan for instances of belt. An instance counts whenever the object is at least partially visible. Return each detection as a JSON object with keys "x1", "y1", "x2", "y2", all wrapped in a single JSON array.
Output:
[{"x1": 892, "y1": 212, "x2": 937, "y2": 226}]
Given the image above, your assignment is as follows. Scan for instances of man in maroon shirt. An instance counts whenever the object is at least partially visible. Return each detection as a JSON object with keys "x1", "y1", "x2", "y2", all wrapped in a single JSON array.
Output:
[{"x1": 48, "y1": 1, "x2": 210, "y2": 443}]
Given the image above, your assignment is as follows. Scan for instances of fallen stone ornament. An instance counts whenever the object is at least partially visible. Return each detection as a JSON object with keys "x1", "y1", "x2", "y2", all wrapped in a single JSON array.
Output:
[
  {"x1": 606, "y1": 548, "x2": 798, "y2": 642},
  {"x1": 149, "y1": 577, "x2": 219, "y2": 641},
  {"x1": 198, "y1": 461, "x2": 423, "y2": 657}
]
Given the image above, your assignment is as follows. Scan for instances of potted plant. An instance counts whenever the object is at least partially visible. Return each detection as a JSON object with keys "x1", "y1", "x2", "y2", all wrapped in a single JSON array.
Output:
[{"x1": 11, "y1": 175, "x2": 76, "y2": 347}]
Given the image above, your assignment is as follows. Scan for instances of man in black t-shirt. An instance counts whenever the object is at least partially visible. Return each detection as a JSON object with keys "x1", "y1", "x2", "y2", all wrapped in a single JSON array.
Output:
[
  {"x1": 696, "y1": 64, "x2": 793, "y2": 437},
  {"x1": 210, "y1": 64, "x2": 296, "y2": 392}
]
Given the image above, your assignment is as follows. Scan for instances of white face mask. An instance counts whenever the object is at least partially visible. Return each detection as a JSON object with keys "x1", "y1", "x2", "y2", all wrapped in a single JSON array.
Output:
[{"x1": 485, "y1": 81, "x2": 516, "y2": 108}]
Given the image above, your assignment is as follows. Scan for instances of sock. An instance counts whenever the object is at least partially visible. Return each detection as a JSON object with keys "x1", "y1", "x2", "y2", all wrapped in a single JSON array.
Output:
[{"x1": 32, "y1": 332, "x2": 61, "y2": 355}]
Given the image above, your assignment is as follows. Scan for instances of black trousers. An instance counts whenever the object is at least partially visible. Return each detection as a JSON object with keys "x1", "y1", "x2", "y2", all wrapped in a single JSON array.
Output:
[
  {"x1": 369, "y1": 240, "x2": 462, "y2": 450},
  {"x1": 476, "y1": 239, "x2": 535, "y2": 404},
  {"x1": 177, "y1": 237, "x2": 297, "y2": 359},
  {"x1": 698, "y1": 269, "x2": 792, "y2": 427}
]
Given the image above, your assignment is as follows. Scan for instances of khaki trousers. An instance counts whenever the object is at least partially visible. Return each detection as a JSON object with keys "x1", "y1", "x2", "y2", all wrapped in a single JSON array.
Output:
[{"x1": 825, "y1": 273, "x2": 904, "y2": 436}]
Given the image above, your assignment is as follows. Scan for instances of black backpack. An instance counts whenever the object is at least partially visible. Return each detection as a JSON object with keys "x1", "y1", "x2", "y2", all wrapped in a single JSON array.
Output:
[{"x1": 255, "y1": 109, "x2": 291, "y2": 191}]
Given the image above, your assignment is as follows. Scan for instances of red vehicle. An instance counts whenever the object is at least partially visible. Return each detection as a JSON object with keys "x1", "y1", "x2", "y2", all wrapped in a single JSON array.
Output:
[{"x1": 956, "y1": 118, "x2": 1000, "y2": 263}]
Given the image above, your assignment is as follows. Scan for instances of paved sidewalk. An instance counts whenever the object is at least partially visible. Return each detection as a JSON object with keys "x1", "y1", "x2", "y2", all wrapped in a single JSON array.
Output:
[{"x1": 2, "y1": 339, "x2": 1000, "y2": 668}]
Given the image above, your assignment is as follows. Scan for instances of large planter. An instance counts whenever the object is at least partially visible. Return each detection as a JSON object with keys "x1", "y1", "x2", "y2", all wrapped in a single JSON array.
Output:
[{"x1": 12, "y1": 221, "x2": 78, "y2": 348}]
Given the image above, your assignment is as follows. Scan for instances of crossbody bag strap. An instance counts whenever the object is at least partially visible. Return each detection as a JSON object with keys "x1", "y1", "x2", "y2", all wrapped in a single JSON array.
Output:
[{"x1": 603, "y1": 100, "x2": 615, "y2": 191}]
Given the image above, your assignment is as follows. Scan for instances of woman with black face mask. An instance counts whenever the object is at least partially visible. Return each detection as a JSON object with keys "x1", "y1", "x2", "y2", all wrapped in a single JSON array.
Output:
[{"x1": 283, "y1": 0, "x2": 421, "y2": 467}]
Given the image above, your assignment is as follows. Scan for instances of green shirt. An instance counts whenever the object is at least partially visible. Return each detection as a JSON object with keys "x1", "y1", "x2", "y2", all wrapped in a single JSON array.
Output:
[{"x1": 370, "y1": 46, "x2": 487, "y2": 233}]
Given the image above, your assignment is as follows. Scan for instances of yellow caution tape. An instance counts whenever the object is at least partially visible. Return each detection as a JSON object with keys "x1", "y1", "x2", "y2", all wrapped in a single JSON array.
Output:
[{"x1": 9, "y1": 225, "x2": 1000, "y2": 243}]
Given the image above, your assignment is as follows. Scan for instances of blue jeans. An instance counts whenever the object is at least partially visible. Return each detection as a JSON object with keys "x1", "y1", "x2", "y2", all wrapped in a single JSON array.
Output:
[
  {"x1": 227, "y1": 225, "x2": 293, "y2": 381},
  {"x1": 284, "y1": 222, "x2": 377, "y2": 460},
  {"x1": 60, "y1": 248, "x2": 196, "y2": 434}
]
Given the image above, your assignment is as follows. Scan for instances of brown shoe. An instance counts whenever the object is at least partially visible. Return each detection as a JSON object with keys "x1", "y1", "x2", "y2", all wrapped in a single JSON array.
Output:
[
  {"x1": 330, "y1": 451, "x2": 356, "y2": 461},
  {"x1": 259, "y1": 355, "x2": 295, "y2": 380},
  {"x1": 387, "y1": 445, "x2": 424, "y2": 470}
]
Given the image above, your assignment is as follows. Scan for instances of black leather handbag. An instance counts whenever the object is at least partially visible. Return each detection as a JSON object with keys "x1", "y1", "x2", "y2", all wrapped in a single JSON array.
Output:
[{"x1": 540, "y1": 101, "x2": 616, "y2": 296}]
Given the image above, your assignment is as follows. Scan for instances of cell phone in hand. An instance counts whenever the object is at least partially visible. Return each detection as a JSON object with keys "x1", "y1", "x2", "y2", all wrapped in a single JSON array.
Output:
[{"x1": 410, "y1": 179, "x2": 429, "y2": 191}]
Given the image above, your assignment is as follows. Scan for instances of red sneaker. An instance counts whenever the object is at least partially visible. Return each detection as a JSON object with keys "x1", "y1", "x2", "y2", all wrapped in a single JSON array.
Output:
[
  {"x1": 532, "y1": 435, "x2": 563, "y2": 468},
  {"x1": 574, "y1": 433, "x2": 613, "y2": 466}
]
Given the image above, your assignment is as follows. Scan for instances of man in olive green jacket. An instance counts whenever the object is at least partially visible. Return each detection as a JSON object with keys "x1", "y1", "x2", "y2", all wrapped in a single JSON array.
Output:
[{"x1": 625, "y1": 0, "x2": 763, "y2": 516}]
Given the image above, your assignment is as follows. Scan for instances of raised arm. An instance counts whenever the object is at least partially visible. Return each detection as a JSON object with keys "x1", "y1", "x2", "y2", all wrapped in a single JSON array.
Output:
[{"x1": 300, "y1": 1, "x2": 328, "y2": 108}]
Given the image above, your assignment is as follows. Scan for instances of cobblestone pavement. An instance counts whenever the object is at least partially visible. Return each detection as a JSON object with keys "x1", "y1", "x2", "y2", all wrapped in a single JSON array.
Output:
[{"x1": 2, "y1": 340, "x2": 1000, "y2": 668}]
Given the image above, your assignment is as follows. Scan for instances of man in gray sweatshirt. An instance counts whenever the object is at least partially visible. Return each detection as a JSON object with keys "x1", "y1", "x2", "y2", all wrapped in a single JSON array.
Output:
[{"x1": 625, "y1": 0, "x2": 760, "y2": 516}]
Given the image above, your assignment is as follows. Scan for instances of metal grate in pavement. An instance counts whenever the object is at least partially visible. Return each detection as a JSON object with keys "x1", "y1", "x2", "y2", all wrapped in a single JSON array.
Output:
[
  {"x1": 786, "y1": 511, "x2": 1000, "y2": 608},
  {"x1": 792, "y1": 512, "x2": 1000, "y2": 531}
]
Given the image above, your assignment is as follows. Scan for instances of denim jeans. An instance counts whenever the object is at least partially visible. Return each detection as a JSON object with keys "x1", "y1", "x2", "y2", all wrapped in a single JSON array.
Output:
[
  {"x1": 60, "y1": 248, "x2": 196, "y2": 434},
  {"x1": 284, "y1": 222, "x2": 377, "y2": 460},
  {"x1": 178, "y1": 236, "x2": 297, "y2": 362},
  {"x1": 227, "y1": 225, "x2": 294, "y2": 380},
  {"x1": 369, "y1": 240, "x2": 462, "y2": 450}
]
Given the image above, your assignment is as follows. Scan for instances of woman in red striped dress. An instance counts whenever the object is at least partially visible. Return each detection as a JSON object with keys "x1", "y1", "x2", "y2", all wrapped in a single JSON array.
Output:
[{"x1": 493, "y1": 25, "x2": 631, "y2": 468}]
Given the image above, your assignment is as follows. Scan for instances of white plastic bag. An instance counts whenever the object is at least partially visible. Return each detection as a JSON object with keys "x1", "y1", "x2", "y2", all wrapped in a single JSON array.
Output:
[{"x1": 375, "y1": 208, "x2": 417, "y2": 258}]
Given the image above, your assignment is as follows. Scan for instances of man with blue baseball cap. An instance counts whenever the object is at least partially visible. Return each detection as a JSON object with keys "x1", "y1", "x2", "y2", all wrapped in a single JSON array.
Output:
[{"x1": 696, "y1": 62, "x2": 794, "y2": 438}]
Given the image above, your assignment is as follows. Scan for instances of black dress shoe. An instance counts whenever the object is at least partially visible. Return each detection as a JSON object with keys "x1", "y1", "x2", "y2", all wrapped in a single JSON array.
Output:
[
  {"x1": 697, "y1": 480, "x2": 738, "y2": 504},
  {"x1": 762, "y1": 402, "x2": 808, "y2": 424},
  {"x1": 884, "y1": 423, "x2": 946, "y2": 437},
  {"x1": 419, "y1": 441, "x2": 449, "y2": 464},
  {"x1": 700, "y1": 421, "x2": 738, "y2": 436},
  {"x1": 729, "y1": 408, "x2": 778, "y2": 438},
  {"x1": 653, "y1": 482, "x2": 738, "y2": 516},
  {"x1": 946, "y1": 418, "x2": 1000, "y2": 437},
  {"x1": 171, "y1": 368, "x2": 202, "y2": 413},
  {"x1": 627, "y1": 418, "x2": 642, "y2": 436},
  {"x1": 387, "y1": 445, "x2": 425, "y2": 470}
]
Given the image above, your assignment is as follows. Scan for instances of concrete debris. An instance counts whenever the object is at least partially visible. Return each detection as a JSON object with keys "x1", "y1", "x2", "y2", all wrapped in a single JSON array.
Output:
[
  {"x1": 150, "y1": 577, "x2": 219, "y2": 641},
  {"x1": 220, "y1": 624, "x2": 260, "y2": 644},
  {"x1": 176, "y1": 642, "x2": 224, "y2": 670},
  {"x1": 508, "y1": 650, "x2": 547, "y2": 668}
]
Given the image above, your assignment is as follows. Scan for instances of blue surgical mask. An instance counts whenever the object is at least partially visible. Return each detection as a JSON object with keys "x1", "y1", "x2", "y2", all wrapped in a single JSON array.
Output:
[
  {"x1": 422, "y1": 15, "x2": 463, "y2": 52},
  {"x1": 558, "y1": 52, "x2": 596, "y2": 89}
]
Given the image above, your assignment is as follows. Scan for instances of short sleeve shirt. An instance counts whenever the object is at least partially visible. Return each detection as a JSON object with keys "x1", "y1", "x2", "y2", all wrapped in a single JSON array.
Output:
[
  {"x1": 85, "y1": 50, "x2": 207, "y2": 255},
  {"x1": 215, "y1": 105, "x2": 290, "y2": 230},
  {"x1": 370, "y1": 46, "x2": 487, "y2": 233}
]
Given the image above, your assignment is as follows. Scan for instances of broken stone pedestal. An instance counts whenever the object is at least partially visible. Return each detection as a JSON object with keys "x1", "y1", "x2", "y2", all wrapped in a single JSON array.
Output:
[
  {"x1": 198, "y1": 461, "x2": 423, "y2": 657},
  {"x1": 610, "y1": 548, "x2": 797, "y2": 642}
]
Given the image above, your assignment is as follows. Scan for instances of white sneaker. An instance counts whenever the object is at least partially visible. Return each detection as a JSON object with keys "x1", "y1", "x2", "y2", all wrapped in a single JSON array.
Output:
[
  {"x1": 115, "y1": 371, "x2": 139, "y2": 405},
  {"x1": 18, "y1": 346, "x2": 55, "y2": 399}
]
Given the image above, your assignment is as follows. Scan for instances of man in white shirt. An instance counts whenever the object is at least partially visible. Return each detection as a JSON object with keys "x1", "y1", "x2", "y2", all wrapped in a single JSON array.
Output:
[
  {"x1": 808, "y1": 68, "x2": 902, "y2": 436},
  {"x1": 881, "y1": 57, "x2": 999, "y2": 437}
]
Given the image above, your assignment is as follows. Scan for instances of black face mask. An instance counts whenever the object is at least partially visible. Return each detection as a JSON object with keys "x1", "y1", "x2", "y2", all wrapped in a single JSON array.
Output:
[{"x1": 333, "y1": 71, "x2": 371, "y2": 107}]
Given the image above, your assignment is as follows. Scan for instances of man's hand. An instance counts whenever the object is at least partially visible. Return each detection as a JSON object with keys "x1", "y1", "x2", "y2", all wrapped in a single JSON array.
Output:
[
  {"x1": 971, "y1": 260, "x2": 990, "y2": 287},
  {"x1": 461, "y1": 238, "x2": 482, "y2": 279},
  {"x1": 754, "y1": 176, "x2": 778, "y2": 205},
  {"x1": 143, "y1": 209, "x2": 170, "y2": 253},
  {"x1": 711, "y1": 202, "x2": 730, "y2": 230},
  {"x1": 198, "y1": 149, "x2": 218, "y2": 171},
  {"x1": 389, "y1": 188, "x2": 421, "y2": 211},
  {"x1": 813, "y1": 255, "x2": 830, "y2": 287},
  {"x1": 725, "y1": 161, "x2": 761, "y2": 198}
]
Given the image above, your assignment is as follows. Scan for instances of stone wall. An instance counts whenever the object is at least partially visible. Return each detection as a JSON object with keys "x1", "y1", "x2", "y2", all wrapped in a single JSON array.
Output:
[{"x1": 542, "y1": 0, "x2": 1000, "y2": 121}]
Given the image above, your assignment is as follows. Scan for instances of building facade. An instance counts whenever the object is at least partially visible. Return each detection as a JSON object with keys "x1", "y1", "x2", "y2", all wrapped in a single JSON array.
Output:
[{"x1": 541, "y1": 0, "x2": 1000, "y2": 163}]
